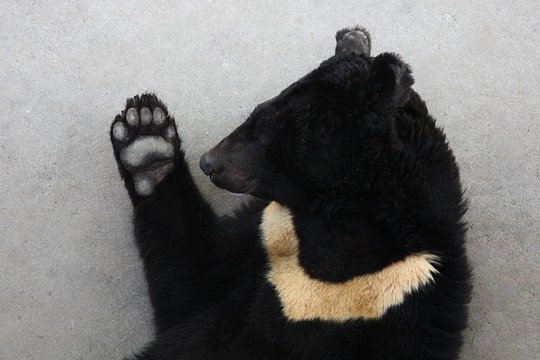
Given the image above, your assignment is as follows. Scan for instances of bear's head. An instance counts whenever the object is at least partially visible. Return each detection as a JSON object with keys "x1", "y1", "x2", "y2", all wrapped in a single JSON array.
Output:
[{"x1": 200, "y1": 27, "x2": 415, "y2": 212}]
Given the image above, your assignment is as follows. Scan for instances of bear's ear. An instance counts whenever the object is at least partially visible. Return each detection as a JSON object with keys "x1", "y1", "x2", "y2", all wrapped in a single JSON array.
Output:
[{"x1": 365, "y1": 52, "x2": 414, "y2": 108}]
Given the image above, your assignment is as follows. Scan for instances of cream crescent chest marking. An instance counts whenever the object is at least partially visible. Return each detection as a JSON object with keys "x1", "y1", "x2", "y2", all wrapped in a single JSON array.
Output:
[{"x1": 260, "y1": 201, "x2": 439, "y2": 322}]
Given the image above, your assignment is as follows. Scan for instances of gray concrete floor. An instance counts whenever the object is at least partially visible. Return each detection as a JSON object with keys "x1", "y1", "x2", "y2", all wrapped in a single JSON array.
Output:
[{"x1": 1, "y1": 1, "x2": 539, "y2": 359}]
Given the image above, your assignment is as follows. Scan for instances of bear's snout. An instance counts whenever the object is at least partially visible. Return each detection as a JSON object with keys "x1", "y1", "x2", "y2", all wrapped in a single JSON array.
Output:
[{"x1": 200, "y1": 138, "x2": 265, "y2": 195}]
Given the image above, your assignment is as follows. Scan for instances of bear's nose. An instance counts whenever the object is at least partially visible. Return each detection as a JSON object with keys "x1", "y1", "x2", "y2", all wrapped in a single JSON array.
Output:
[{"x1": 199, "y1": 153, "x2": 216, "y2": 176}]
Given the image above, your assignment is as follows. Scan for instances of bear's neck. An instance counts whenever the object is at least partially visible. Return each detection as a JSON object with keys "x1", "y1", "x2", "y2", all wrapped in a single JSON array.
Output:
[
  {"x1": 261, "y1": 201, "x2": 410, "y2": 282},
  {"x1": 259, "y1": 201, "x2": 439, "y2": 323}
]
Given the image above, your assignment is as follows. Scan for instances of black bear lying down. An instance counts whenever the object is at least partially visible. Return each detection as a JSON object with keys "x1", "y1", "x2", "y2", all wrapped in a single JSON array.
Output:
[{"x1": 110, "y1": 27, "x2": 471, "y2": 359}]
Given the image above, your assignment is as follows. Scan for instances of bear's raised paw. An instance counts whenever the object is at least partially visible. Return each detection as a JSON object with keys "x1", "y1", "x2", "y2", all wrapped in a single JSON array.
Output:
[{"x1": 110, "y1": 93, "x2": 180, "y2": 197}]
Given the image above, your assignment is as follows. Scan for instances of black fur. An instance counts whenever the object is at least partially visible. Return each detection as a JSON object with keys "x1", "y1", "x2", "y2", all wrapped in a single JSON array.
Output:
[{"x1": 110, "y1": 27, "x2": 471, "y2": 359}]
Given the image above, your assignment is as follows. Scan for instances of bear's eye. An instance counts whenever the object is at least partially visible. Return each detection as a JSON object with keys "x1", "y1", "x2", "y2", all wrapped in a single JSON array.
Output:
[{"x1": 253, "y1": 131, "x2": 273, "y2": 146}]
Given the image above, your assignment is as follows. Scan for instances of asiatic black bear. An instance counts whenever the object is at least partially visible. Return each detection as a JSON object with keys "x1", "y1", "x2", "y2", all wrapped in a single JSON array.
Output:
[{"x1": 110, "y1": 26, "x2": 471, "y2": 359}]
